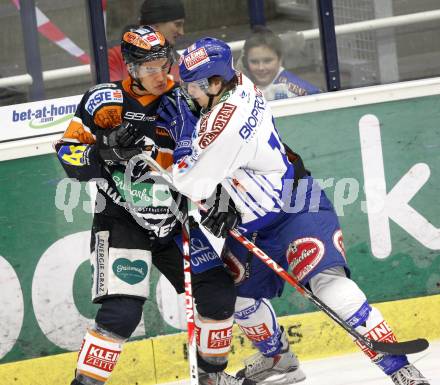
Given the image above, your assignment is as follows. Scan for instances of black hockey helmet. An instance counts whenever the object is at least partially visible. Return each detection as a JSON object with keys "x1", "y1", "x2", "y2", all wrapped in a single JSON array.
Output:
[{"x1": 121, "y1": 25, "x2": 172, "y2": 65}]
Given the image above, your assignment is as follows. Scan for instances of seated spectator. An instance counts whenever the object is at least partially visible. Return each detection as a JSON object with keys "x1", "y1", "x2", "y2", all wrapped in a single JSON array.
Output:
[
  {"x1": 241, "y1": 27, "x2": 320, "y2": 100},
  {"x1": 108, "y1": 0, "x2": 185, "y2": 82}
]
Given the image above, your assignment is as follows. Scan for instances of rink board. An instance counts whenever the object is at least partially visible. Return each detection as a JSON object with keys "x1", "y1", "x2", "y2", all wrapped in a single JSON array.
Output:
[
  {"x1": 0, "y1": 78, "x2": 439, "y2": 381},
  {"x1": 0, "y1": 294, "x2": 438, "y2": 385}
]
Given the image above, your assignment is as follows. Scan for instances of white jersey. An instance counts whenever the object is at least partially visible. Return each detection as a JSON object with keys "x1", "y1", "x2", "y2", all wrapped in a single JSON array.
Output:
[{"x1": 173, "y1": 73, "x2": 293, "y2": 231}]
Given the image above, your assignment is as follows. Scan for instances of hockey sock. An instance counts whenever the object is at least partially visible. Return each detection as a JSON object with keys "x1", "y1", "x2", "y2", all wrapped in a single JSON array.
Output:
[
  {"x1": 234, "y1": 297, "x2": 283, "y2": 357},
  {"x1": 74, "y1": 324, "x2": 125, "y2": 384}
]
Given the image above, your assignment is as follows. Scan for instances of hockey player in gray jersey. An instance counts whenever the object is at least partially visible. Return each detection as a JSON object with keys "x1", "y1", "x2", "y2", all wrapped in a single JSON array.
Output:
[{"x1": 157, "y1": 37, "x2": 430, "y2": 385}]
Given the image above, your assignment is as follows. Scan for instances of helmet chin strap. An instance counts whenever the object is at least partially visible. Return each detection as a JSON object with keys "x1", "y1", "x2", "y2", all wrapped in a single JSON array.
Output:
[
  {"x1": 132, "y1": 77, "x2": 147, "y2": 92},
  {"x1": 205, "y1": 83, "x2": 225, "y2": 110}
]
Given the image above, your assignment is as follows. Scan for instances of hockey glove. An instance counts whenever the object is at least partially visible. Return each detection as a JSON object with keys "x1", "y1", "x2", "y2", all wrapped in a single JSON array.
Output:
[
  {"x1": 96, "y1": 120, "x2": 142, "y2": 163},
  {"x1": 157, "y1": 89, "x2": 198, "y2": 163},
  {"x1": 200, "y1": 185, "x2": 241, "y2": 238}
]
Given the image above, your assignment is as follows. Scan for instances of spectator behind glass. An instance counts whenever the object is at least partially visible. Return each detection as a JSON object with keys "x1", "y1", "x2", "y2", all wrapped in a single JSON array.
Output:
[
  {"x1": 242, "y1": 27, "x2": 320, "y2": 101},
  {"x1": 108, "y1": 0, "x2": 185, "y2": 82}
]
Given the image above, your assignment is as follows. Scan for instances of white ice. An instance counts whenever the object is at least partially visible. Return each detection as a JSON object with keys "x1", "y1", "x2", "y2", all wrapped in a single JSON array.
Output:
[
  {"x1": 294, "y1": 339, "x2": 439, "y2": 385},
  {"x1": 167, "y1": 340, "x2": 440, "y2": 385}
]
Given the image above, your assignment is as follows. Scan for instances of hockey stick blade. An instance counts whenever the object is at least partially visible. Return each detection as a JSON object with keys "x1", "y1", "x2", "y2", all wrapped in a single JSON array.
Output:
[
  {"x1": 368, "y1": 338, "x2": 429, "y2": 355},
  {"x1": 303, "y1": 288, "x2": 430, "y2": 355}
]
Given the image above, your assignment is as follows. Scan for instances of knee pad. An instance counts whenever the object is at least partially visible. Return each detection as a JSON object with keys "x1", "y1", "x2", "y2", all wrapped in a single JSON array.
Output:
[
  {"x1": 309, "y1": 266, "x2": 366, "y2": 320},
  {"x1": 193, "y1": 267, "x2": 236, "y2": 320},
  {"x1": 95, "y1": 296, "x2": 144, "y2": 339},
  {"x1": 234, "y1": 297, "x2": 282, "y2": 356}
]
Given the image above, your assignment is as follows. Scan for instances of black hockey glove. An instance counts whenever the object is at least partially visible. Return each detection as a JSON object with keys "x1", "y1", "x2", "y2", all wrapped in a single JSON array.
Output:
[
  {"x1": 200, "y1": 185, "x2": 241, "y2": 238},
  {"x1": 96, "y1": 121, "x2": 142, "y2": 162}
]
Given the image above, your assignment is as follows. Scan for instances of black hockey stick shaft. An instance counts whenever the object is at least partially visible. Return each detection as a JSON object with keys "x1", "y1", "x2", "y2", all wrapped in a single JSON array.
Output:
[{"x1": 229, "y1": 229, "x2": 429, "y2": 356}]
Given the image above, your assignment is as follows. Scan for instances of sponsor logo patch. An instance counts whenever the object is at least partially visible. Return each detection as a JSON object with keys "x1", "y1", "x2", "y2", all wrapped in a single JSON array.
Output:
[
  {"x1": 190, "y1": 236, "x2": 221, "y2": 268},
  {"x1": 85, "y1": 89, "x2": 123, "y2": 115},
  {"x1": 183, "y1": 47, "x2": 210, "y2": 70},
  {"x1": 287, "y1": 237, "x2": 325, "y2": 281},
  {"x1": 145, "y1": 32, "x2": 161, "y2": 45},
  {"x1": 83, "y1": 344, "x2": 120, "y2": 373},
  {"x1": 195, "y1": 325, "x2": 201, "y2": 347},
  {"x1": 332, "y1": 229, "x2": 346, "y2": 259},
  {"x1": 355, "y1": 320, "x2": 397, "y2": 359},
  {"x1": 124, "y1": 111, "x2": 157, "y2": 122},
  {"x1": 237, "y1": 72, "x2": 243, "y2": 85},
  {"x1": 198, "y1": 110, "x2": 213, "y2": 135},
  {"x1": 208, "y1": 327, "x2": 232, "y2": 349},
  {"x1": 112, "y1": 258, "x2": 148, "y2": 285},
  {"x1": 239, "y1": 323, "x2": 271, "y2": 342},
  {"x1": 199, "y1": 103, "x2": 236, "y2": 149},
  {"x1": 222, "y1": 250, "x2": 246, "y2": 284},
  {"x1": 123, "y1": 31, "x2": 164, "y2": 50},
  {"x1": 239, "y1": 95, "x2": 265, "y2": 141},
  {"x1": 95, "y1": 233, "x2": 108, "y2": 297}
]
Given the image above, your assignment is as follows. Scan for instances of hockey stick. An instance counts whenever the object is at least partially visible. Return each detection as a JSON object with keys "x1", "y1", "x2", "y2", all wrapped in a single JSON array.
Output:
[
  {"x1": 180, "y1": 198, "x2": 199, "y2": 385},
  {"x1": 138, "y1": 154, "x2": 429, "y2": 356},
  {"x1": 138, "y1": 156, "x2": 198, "y2": 385},
  {"x1": 227, "y1": 229, "x2": 429, "y2": 356}
]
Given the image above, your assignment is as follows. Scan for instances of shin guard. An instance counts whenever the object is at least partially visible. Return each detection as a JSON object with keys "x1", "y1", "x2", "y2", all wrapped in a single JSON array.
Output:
[
  {"x1": 234, "y1": 297, "x2": 283, "y2": 357},
  {"x1": 350, "y1": 304, "x2": 409, "y2": 375},
  {"x1": 76, "y1": 325, "x2": 125, "y2": 383},
  {"x1": 195, "y1": 313, "x2": 233, "y2": 369}
]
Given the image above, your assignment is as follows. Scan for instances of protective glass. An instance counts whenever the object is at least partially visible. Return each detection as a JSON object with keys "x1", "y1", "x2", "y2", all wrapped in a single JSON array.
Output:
[
  {"x1": 180, "y1": 78, "x2": 210, "y2": 98},
  {"x1": 129, "y1": 59, "x2": 172, "y2": 78}
]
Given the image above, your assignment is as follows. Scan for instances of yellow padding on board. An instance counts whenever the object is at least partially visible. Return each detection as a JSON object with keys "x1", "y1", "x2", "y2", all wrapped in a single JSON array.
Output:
[{"x1": 0, "y1": 294, "x2": 439, "y2": 385}]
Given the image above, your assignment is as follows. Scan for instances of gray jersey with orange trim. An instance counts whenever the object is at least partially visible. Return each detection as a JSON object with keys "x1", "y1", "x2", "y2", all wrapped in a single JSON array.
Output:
[{"x1": 55, "y1": 77, "x2": 183, "y2": 241}]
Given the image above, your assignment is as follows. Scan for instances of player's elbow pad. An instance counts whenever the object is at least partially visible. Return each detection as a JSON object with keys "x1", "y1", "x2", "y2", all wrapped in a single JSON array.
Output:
[{"x1": 56, "y1": 143, "x2": 103, "y2": 182}]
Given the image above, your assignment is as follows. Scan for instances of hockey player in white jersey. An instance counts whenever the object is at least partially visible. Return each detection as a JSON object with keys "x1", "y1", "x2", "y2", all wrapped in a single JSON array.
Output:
[{"x1": 157, "y1": 37, "x2": 430, "y2": 385}]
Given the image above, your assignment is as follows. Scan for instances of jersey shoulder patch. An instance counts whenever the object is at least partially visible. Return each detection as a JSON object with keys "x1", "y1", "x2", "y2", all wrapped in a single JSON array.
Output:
[
  {"x1": 199, "y1": 102, "x2": 237, "y2": 149},
  {"x1": 85, "y1": 87, "x2": 123, "y2": 116}
]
